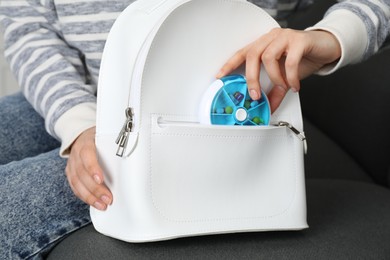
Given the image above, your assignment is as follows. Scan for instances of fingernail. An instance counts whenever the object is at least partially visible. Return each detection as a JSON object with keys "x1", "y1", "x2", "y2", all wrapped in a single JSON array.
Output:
[
  {"x1": 94, "y1": 201, "x2": 106, "y2": 211},
  {"x1": 216, "y1": 70, "x2": 223, "y2": 78},
  {"x1": 250, "y1": 89, "x2": 260, "y2": 100},
  {"x1": 93, "y1": 174, "x2": 102, "y2": 184},
  {"x1": 291, "y1": 87, "x2": 299, "y2": 93},
  {"x1": 101, "y1": 195, "x2": 111, "y2": 205}
]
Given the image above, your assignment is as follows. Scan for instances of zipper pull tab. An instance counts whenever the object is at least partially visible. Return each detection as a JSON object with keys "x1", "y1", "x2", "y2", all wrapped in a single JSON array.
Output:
[
  {"x1": 116, "y1": 107, "x2": 134, "y2": 157},
  {"x1": 276, "y1": 121, "x2": 307, "y2": 154}
]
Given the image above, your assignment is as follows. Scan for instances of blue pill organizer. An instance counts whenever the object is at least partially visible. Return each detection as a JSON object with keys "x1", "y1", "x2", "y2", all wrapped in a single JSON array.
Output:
[{"x1": 199, "y1": 74, "x2": 271, "y2": 126}]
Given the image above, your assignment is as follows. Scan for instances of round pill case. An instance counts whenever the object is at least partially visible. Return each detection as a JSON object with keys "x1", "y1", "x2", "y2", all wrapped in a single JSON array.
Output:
[{"x1": 199, "y1": 74, "x2": 271, "y2": 126}]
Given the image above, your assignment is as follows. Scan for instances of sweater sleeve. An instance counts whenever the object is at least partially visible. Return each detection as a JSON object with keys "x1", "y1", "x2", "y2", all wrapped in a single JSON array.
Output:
[
  {"x1": 249, "y1": 0, "x2": 313, "y2": 25},
  {"x1": 306, "y1": 0, "x2": 390, "y2": 74},
  {"x1": 0, "y1": 0, "x2": 97, "y2": 157}
]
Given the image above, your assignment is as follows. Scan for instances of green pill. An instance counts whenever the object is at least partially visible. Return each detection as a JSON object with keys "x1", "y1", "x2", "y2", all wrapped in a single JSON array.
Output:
[
  {"x1": 244, "y1": 100, "x2": 251, "y2": 109},
  {"x1": 225, "y1": 106, "x2": 233, "y2": 114},
  {"x1": 252, "y1": 116, "x2": 263, "y2": 125}
]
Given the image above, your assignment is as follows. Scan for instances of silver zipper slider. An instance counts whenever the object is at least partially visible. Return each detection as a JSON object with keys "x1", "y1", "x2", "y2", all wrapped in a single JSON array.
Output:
[
  {"x1": 115, "y1": 107, "x2": 134, "y2": 157},
  {"x1": 276, "y1": 121, "x2": 307, "y2": 154}
]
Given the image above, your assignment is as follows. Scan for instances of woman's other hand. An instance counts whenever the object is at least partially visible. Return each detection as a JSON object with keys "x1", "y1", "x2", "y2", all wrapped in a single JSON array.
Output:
[{"x1": 66, "y1": 127, "x2": 112, "y2": 211}]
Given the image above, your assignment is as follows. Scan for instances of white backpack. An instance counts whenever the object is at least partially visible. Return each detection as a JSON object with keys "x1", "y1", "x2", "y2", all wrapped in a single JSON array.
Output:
[{"x1": 93, "y1": 0, "x2": 308, "y2": 242}]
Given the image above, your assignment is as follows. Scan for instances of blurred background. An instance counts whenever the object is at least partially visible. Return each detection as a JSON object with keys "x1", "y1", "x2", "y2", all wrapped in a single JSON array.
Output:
[{"x1": 0, "y1": 31, "x2": 19, "y2": 97}]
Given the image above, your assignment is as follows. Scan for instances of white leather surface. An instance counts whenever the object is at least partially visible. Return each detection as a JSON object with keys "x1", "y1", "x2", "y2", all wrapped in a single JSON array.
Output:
[{"x1": 93, "y1": 0, "x2": 307, "y2": 242}]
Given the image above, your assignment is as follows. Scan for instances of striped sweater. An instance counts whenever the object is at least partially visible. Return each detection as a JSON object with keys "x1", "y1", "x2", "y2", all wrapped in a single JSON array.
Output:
[
  {"x1": 306, "y1": 0, "x2": 390, "y2": 74},
  {"x1": 0, "y1": 0, "x2": 389, "y2": 156}
]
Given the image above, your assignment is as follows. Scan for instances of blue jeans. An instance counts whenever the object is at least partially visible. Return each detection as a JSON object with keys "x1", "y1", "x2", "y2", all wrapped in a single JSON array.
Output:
[{"x1": 0, "y1": 93, "x2": 91, "y2": 259}]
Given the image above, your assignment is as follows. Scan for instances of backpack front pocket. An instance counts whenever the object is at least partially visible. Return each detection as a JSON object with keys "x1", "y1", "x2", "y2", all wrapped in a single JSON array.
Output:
[{"x1": 150, "y1": 115, "x2": 302, "y2": 223}]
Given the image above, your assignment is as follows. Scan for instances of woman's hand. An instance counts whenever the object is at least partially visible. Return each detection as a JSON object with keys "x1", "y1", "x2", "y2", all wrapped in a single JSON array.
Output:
[
  {"x1": 65, "y1": 126, "x2": 113, "y2": 211},
  {"x1": 217, "y1": 28, "x2": 342, "y2": 112}
]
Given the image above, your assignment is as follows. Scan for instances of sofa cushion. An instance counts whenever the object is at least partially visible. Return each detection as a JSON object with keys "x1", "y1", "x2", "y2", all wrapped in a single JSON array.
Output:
[
  {"x1": 289, "y1": 0, "x2": 390, "y2": 186},
  {"x1": 48, "y1": 179, "x2": 390, "y2": 259},
  {"x1": 303, "y1": 119, "x2": 372, "y2": 182},
  {"x1": 300, "y1": 47, "x2": 390, "y2": 186}
]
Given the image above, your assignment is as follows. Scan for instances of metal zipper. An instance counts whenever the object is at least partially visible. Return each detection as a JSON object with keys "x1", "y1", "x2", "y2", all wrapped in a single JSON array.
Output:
[
  {"x1": 116, "y1": 111, "x2": 307, "y2": 157},
  {"x1": 115, "y1": 107, "x2": 134, "y2": 157},
  {"x1": 274, "y1": 121, "x2": 307, "y2": 154}
]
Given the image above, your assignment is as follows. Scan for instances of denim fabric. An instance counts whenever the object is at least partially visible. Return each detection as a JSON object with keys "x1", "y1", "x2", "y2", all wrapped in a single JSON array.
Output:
[{"x1": 0, "y1": 93, "x2": 91, "y2": 259}]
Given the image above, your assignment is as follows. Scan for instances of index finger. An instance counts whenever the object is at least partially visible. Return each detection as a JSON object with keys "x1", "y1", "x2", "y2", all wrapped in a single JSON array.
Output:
[{"x1": 79, "y1": 141, "x2": 105, "y2": 185}]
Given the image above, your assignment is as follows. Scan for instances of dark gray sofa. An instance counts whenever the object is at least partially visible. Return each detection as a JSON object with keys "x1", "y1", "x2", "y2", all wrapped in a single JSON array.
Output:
[{"x1": 47, "y1": 1, "x2": 390, "y2": 258}]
